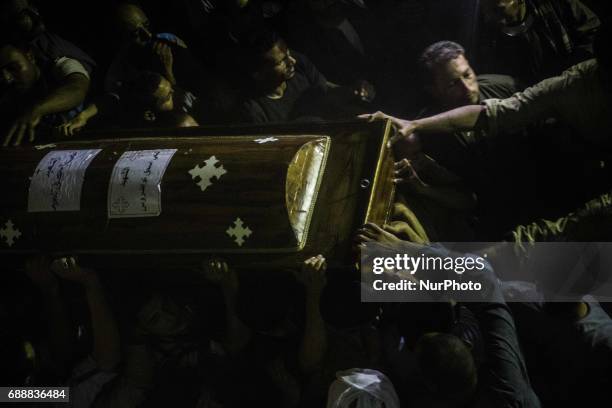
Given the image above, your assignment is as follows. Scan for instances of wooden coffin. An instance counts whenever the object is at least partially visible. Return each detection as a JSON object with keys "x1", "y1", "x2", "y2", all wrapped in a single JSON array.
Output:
[{"x1": 0, "y1": 121, "x2": 394, "y2": 269}]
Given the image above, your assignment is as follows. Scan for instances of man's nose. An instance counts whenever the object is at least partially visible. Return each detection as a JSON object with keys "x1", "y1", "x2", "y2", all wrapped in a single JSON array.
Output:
[{"x1": 459, "y1": 78, "x2": 472, "y2": 93}]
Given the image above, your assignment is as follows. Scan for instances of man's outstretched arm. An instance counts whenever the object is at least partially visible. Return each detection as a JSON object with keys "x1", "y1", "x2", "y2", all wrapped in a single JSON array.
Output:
[
  {"x1": 359, "y1": 105, "x2": 485, "y2": 148},
  {"x1": 4, "y1": 72, "x2": 90, "y2": 146}
]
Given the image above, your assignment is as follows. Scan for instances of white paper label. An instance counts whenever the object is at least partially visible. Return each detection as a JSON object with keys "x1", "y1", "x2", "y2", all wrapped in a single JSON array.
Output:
[
  {"x1": 107, "y1": 149, "x2": 177, "y2": 219},
  {"x1": 28, "y1": 149, "x2": 102, "y2": 212}
]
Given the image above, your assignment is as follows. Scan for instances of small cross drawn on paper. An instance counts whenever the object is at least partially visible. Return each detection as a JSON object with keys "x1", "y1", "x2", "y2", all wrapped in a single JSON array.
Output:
[{"x1": 112, "y1": 197, "x2": 130, "y2": 213}]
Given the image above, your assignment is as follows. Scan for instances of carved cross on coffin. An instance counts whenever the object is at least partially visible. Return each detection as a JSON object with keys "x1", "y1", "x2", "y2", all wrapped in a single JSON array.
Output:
[
  {"x1": 0, "y1": 219, "x2": 22, "y2": 247},
  {"x1": 189, "y1": 156, "x2": 227, "y2": 192},
  {"x1": 226, "y1": 218, "x2": 252, "y2": 247}
]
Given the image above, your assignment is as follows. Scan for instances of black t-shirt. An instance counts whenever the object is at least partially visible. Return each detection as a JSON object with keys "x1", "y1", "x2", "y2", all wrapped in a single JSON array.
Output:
[
  {"x1": 419, "y1": 74, "x2": 520, "y2": 182},
  {"x1": 240, "y1": 52, "x2": 328, "y2": 124},
  {"x1": 416, "y1": 75, "x2": 524, "y2": 239}
]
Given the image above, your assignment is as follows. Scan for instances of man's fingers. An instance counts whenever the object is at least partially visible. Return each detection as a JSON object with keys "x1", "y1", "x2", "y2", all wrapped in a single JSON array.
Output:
[
  {"x1": 304, "y1": 257, "x2": 316, "y2": 267},
  {"x1": 394, "y1": 159, "x2": 410, "y2": 170},
  {"x1": 356, "y1": 228, "x2": 377, "y2": 240},
  {"x1": 3, "y1": 124, "x2": 18, "y2": 147},
  {"x1": 364, "y1": 222, "x2": 385, "y2": 233},
  {"x1": 13, "y1": 124, "x2": 27, "y2": 146},
  {"x1": 67, "y1": 256, "x2": 78, "y2": 273},
  {"x1": 387, "y1": 131, "x2": 404, "y2": 148},
  {"x1": 355, "y1": 234, "x2": 373, "y2": 243},
  {"x1": 358, "y1": 111, "x2": 386, "y2": 122},
  {"x1": 395, "y1": 164, "x2": 415, "y2": 178},
  {"x1": 28, "y1": 124, "x2": 36, "y2": 142},
  {"x1": 57, "y1": 124, "x2": 68, "y2": 138}
]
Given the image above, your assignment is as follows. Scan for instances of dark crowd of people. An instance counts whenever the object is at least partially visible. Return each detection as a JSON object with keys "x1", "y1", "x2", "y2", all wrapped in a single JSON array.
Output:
[{"x1": 2, "y1": 0, "x2": 612, "y2": 407}]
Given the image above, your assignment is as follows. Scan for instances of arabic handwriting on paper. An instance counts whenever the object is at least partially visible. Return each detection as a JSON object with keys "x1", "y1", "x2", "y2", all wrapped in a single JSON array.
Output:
[
  {"x1": 140, "y1": 177, "x2": 148, "y2": 211},
  {"x1": 28, "y1": 149, "x2": 102, "y2": 213},
  {"x1": 108, "y1": 149, "x2": 177, "y2": 219},
  {"x1": 120, "y1": 167, "x2": 131, "y2": 186}
]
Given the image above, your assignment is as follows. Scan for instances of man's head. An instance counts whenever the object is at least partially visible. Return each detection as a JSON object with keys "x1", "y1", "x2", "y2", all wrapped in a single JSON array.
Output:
[
  {"x1": 0, "y1": 0, "x2": 43, "y2": 40},
  {"x1": 419, "y1": 41, "x2": 480, "y2": 109},
  {"x1": 0, "y1": 43, "x2": 39, "y2": 95},
  {"x1": 415, "y1": 332, "x2": 478, "y2": 406},
  {"x1": 481, "y1": 0, "x2": 526, "y2": 26},
  {"x1": 114, "y1": 3, "x2": 153, "y2": 46},
  {"x1": 243, "y1": 29, "x2": 296, "y2": 88},
  {"x1": 128, "y1": 71, "x2": 174, "y2": 112}
]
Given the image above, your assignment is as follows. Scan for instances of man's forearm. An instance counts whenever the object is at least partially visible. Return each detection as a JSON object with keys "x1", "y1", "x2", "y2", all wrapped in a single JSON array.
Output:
[
  {"x1": 298, "y1": 291, "x2": 327, "y2": 374},
  {"x1": 32, "y1": 73, "x2": 90, "y2": 117},
  {"x1": 413, "y1": 105, "x2": 485, "y2": 134},
  {"x1": 222, "y1": 288, "x2": 251, "y2": 355},
  {"x1": 41, "y1": 286, "x2": 73, "y2": 375},
  {"x1": 85, "y1": 276, "x2": 121, "y2": 371}
]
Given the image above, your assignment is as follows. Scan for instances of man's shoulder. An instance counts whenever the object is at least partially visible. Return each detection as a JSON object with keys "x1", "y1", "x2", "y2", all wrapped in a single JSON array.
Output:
[
  {"x1": 477, "y1": 74, "x2": 520, "y2": 100},
  {"x1": 31, "y1": 31, "x2": 96, "y2": 73}
]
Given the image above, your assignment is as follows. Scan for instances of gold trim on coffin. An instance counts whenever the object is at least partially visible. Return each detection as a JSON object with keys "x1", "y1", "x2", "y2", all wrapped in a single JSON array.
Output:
[
  {"x1": 364, "y1": 120, "x2": 394, "y2": 224},
  {"x1": 286, "y1": 137, "x2": 331, "y2": 251}
]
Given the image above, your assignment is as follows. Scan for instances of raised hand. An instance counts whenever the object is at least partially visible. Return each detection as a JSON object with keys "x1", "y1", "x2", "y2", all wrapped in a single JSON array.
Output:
[
  {"x1": 294, "y1": 255, "x2": 327, "y2": 295},
  {"x1": 358, "y1": 110, "x2": 421, "y2": 156},
  {"x1": 200, "y1": 258, "x2": 238, "y2": 293},
  {"x1": 56, "y1": 112, "x2": 89, "y2": 138},
  {"x1": 394, "y1": 158, "x2": 429, "y2": 190},
  {"x1": 4, "y1": 107, "x2": 43, "y2": 146},
  {"x1": 353, "y1": 80, "x2": 376, "y2": 103},
  {"x1": 50, "y1": 257, "x2": 97, "y2": 287},
  {"x1": 355, "y1": 222, "x2": 402, "y2": 247},
  {"x1": 152, "y1": 41, "x2": 175, "y2": 84}
]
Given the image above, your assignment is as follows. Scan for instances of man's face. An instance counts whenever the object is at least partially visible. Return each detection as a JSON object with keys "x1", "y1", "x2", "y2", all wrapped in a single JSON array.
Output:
[
  {"x1": 483, "y1": 0, "x2": 523, "y2": 26},
  {"x1": 430, "y1": 54, "x2": 480, "y2": 109},
  {"x1": 0, "y1": 45, "x2": 38, "y2": 95},
  {"x1": 256, "y1": 40, "x2": 297, "y2": 85},
  {"x1": 152, "y1": 77, "x2": 174, "y2": 112},
  {"x1": 116, "y1": 4, "x2": 153, "y2": 46}
]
